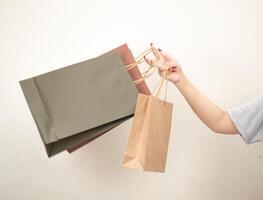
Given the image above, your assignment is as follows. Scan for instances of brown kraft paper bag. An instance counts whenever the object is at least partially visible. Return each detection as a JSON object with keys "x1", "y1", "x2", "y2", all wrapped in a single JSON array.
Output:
[
  {"x1": 123, "y1": 45, "x2": 173, "y2": 172},
  {"x1": 123, "y1": 78, "x2": 173, "y2": 172},
  {"x1": 122, "y1": 45, "x2": 174, "y2": 172}
]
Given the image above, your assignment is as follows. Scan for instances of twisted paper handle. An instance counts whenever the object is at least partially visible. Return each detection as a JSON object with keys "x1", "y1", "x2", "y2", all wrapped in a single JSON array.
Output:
[
  {"x1": 126, "y1": 46, "x2": 159, "y2": 85},
  {"x1": 125, "y1": 44, "x2": 170, "y2": 103},
  {"x1": 152, "y1": 70, "x2": 168, "y2": 103}
]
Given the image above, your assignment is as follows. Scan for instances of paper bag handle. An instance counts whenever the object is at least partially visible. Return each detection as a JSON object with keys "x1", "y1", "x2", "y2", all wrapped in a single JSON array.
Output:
[{"x1": 125, "y1": 44, "x2": 169, "y2": 103}]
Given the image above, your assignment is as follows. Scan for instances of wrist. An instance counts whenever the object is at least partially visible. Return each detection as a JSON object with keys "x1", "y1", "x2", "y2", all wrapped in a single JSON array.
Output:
[{"x1": 172, "y1": 72, "x2": 189, "y2": 89}]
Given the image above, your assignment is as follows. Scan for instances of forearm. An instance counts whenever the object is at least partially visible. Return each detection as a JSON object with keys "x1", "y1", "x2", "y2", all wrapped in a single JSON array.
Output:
[{"x1": 174, "y1": 73, "x2": 238, "y2": 134}]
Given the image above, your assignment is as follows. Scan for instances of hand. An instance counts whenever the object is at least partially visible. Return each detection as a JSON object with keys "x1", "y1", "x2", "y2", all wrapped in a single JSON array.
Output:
[{"x1": 144, "y1": 47, "x2": 183, "y2": 85}]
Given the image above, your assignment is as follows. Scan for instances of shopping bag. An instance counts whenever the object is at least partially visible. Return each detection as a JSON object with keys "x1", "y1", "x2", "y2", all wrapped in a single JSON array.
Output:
[
  {"x1": 122, "y1": 49, "x2": 173, "y2": 172},
  {"x1": 20, "y1": 52, "x2": 138, "y2": 157},
  {"x1": 67, "y1": 44, "x2": 151, "y2": 153},
  {"x1": 122, "y1": 94, "x2": 173, "y2": 172}
]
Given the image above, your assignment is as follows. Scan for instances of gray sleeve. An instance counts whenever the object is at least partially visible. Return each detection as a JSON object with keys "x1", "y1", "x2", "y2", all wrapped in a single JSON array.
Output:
[{"x1": 227, "y1": 95, "x2": 263, "y2": 144}]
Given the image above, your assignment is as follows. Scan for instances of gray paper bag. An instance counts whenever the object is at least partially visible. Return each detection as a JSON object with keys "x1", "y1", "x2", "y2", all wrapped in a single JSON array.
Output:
[
  {"x1": 20, "y1": 52, "x2": 138, "y2": 157},
  {"x1": 67, "y1": 43, "x2": 151, "y2": 153}
]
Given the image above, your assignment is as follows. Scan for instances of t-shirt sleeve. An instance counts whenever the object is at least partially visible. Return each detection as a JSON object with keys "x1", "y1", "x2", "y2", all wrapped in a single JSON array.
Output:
[{"x1": 227, "y1": 95, "x2": 263, "y2": 144}]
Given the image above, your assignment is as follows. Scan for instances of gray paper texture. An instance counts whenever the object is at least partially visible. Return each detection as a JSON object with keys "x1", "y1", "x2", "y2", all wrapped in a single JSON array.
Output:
[{"x1": 20, "y1": 52, "x2": 138, "y2": 156}]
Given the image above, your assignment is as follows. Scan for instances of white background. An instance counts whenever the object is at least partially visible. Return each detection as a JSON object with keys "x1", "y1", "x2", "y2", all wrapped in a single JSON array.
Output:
[{"x1": 1, "y1": 0, "x2": 263, "y2": 199}]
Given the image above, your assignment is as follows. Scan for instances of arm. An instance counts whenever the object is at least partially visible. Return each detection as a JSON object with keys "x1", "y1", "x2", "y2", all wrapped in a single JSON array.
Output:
[
  {"x1": 175, "y1": 73, "x2": 238, "y2": 134},
  {"x1": 152, "y1": 48, "x2": 239, "y2": 134}
]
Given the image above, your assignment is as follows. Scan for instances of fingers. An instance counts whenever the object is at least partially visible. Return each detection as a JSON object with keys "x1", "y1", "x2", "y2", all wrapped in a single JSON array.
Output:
[
  {"x1": 158, "y1": 65, "x2": 169, "y2": 71},
  {"x1": 152, "y1": 47, "x2": 162, "y2": 60},
  {"x1": 147, "y1": 44, "x2": 180, "y2": 74},
  {"x1": 159, "y1": 64, "x2": 177, "y2": 72},
  {"x1": 169, "y1": 66, "x2": 178, "y2": 72},
  {"x1": 150, "y1": 43, "x2": 179, "y2": 65},
  {"x1": 145, "y1": 55, "x2": 178, "y2": 72},
  {"x1": 150, "y1": 44, "x2": 172, "y2": 61},
  {"x1": 159, "y1": 51, "x2": 173, "y2": 63},
  {"x1": 144, "y1": 56, "x2": 153, "y2": 66}
]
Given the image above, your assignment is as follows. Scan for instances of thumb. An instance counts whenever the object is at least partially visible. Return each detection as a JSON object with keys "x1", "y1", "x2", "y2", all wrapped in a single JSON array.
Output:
[
  {"x1": 157, "y1": 62, "x2": 176, "y2": 72},
  {"x1": 158, "y1": 65, "x2": 169, "y2": 72}
]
